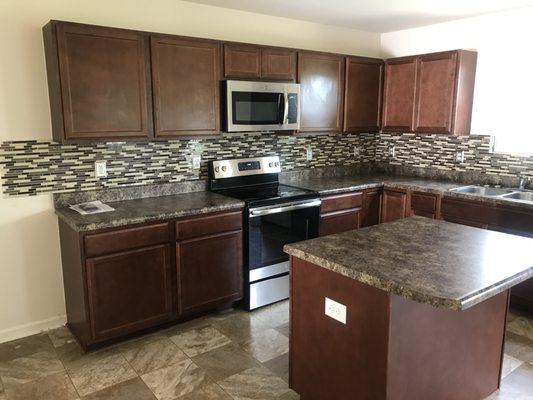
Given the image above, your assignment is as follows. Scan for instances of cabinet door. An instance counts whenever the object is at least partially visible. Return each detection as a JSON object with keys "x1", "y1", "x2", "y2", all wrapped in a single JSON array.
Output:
[
  {"x1": 86, "y1": 244, "x2": 172, "y2": 341},
  {"x1": 224, "y1": 44, "x2": 261, "y2": 79},
  {"x1": 261, "y1": 48, "x2": 297, "y2": 80},
  {"x1": 177, "y1": 231, "x2": 243, "y2": 314},
  {"x1": 151, "y1": 36, "x2": 220, "y2": 137},
  {"x1": 361, "y1": 189, "x2": 382, "y2": 227},
  {"x1": 382, "y1": 58, "x2": 417, "y2": 132},
  {"x1": 320, "y1": 209, "x2": 360, "y2": 236},
  {"x1": 381, "y1": 190, "x2": 409, "y2": 223},
  {"x1": 55, "y1": 23, "x2": 153, "y2": 141},
  {"x1": 410, "y1": 192, "x2": 439, "y2": 219},
  {"x1": 298, "y1": 52, "x2": 344, "y2": 132},
  {"x1": 414, "y1": 52, "x2": 457, "y2": 133},
  {"x1": 343, "y1": 58, "x2": 383, "y2": 133}
]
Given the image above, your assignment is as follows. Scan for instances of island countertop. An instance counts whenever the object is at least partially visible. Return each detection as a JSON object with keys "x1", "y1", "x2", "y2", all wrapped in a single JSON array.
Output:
[{"x1": 284, "y1": 216, "x2": 533, "y2": 310}]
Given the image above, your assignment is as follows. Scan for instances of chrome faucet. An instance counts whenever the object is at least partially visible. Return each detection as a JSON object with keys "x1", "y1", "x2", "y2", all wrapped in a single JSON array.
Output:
[{"x1": 519, "y1": 177, "x2": 529, "y2": 190}]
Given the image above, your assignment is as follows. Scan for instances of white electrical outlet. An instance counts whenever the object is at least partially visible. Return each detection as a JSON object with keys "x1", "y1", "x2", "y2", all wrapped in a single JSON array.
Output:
[
  {"x1": 306, "y1": 147, "x2": 313, "y2": 161},
  {"x1": 389, "y1": 146, "x2": 396, "y2": 158},
  {"x1": 325, "y1": 297, "x2": 347, "y2": 324},
  {"x1": 455, "y1": 151, "x2": 465, "y2": 163},
  {"x1": 353, "y1": 146, "x2": 360, "y2": 157},
  {"x1": 94, "y1": 160, "x2": 107, "y2": 178},
  {"x1": 192, "y1": 155, "x2": 201, "y2": 169}
]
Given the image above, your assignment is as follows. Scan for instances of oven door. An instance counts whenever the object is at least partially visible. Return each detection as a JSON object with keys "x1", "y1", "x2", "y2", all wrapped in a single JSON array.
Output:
[{"x1": 247, "y1": 199, "x2": 321, "y2": 276}]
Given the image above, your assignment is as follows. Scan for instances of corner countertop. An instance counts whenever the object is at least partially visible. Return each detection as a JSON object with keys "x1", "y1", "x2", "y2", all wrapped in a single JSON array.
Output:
[
  {"x1": 284, "y1": 216, "x2": 533, "y2": 310},
  {"x1": 56, "y1": 191, "x2": 245, "y2": 232},
  {"x1": 281, "y1": 175, "x2": 533, "y2": 211}
]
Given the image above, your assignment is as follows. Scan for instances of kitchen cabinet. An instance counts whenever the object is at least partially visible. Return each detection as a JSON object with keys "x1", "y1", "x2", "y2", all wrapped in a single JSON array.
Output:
[
  {"x1": 223, "y1": 44, "x2": 261, "y2": 79},
  {"x1": 361, "y1": 189, "x2": 382, "y2": 227},
  {"x1": 381, "y1": 189, "x2": 410, "y2": 223},
  {"x1": 151, "y1": 36, "x2": 220, "y2": 137},
  {"x1": 343, "y1": 57, "x2": 383, "y2": 133},
  {"x1": 58, "y1": 209, "x2": 243, "y2": 350},
  {"x1": 381, "y1": 58, "x2": 418, "y2": 132},
  {"x1": 261, "y1": 48, "x2": 297, "y2": 80},
  {"x1": 410, "y1": 192, "x2": 440, "y2": 219},
  {"x1": 175, "y1": 211, "x2": 243, "y2": 314},
  {"x1": 223, "y1": 44, "x2": 296, "y2": 80},
  {"x1": 86, "y1": 244, "x2": 173, "y2": 342},
  {"x1": 43, "y1": 21, "x2": 153, "y2": 142},
  {"x1": 382, "y1": 50, "x2": 477, "y2": 135},
  {"x1": 298, "y1": 51, "x2": 344, "y2": 133},
  {"x1": 319, "y1": 192, "x2": 362, "y2": 236}
]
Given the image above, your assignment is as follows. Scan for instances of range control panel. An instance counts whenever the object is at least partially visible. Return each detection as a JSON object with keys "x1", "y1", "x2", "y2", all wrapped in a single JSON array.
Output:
[{"x1": 211, "y1": 156, "x2": 281, "y2": 179}]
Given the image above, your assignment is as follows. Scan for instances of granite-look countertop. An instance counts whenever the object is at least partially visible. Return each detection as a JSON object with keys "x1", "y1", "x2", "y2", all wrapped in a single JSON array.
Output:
[
  {"x1": 284, "y1": 217, "x2": 533, "y2": 310},
  {"x1": 56, "y1": 191, "x2": 244, "y2": 232},
  {"x1": 282, "y1": 175, "x2": 533, "y2": 211}
]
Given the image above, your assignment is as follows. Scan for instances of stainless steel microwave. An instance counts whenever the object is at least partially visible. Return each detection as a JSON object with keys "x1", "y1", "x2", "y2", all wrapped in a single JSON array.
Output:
[{"x1": 224, "y1": 80, "x2": 300, "y2": 132}]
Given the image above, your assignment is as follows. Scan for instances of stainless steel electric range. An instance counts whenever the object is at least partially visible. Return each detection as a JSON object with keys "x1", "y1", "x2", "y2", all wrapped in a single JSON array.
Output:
[{"x1": 209, "y1": 156, "x2": 321, "y2": 310}]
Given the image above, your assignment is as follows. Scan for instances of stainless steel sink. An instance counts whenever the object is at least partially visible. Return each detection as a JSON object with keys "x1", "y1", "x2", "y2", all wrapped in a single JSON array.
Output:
[
  {"x1": 450, "y1": 185, "x2": 514, "y2": 196},
  {"x1": 500, "y1": 191, "x2": 533, "y2": 202}
]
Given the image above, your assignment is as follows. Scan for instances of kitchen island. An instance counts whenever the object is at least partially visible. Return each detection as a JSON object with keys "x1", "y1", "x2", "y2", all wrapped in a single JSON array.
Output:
[{"x1": 284, "y1": 217, "x2": 533, "y2": 400}]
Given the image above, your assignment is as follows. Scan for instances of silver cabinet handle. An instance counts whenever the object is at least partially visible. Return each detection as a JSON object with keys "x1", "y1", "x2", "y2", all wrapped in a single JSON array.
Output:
[{"x1": 249, "y1": 199, "x2": 321, "y2": 217}]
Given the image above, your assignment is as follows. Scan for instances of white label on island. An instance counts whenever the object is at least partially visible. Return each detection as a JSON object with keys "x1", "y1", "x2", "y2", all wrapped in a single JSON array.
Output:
[{"x1": 325, "y1": 297, "x2": 347, "y2": 324}]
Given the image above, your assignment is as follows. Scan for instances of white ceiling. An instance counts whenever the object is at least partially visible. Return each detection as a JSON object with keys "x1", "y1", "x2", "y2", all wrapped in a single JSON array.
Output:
[{"x1": 182, "y1": 0, "x2": 533, "y2": 33}]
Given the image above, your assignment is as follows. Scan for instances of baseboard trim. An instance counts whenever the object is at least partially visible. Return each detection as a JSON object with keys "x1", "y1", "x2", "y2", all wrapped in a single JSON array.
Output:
[{"x1": 0, "y1": 315, "x2": 67, "y2": 343}]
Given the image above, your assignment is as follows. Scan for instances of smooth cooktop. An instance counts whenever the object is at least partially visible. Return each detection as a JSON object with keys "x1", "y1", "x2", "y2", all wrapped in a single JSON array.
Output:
[{"x1": 215, "y1": 183, "x2": 318, "y2": 207}]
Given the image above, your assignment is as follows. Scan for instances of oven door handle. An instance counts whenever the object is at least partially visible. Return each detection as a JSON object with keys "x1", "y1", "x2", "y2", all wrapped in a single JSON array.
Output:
[{"x1": 249, "y1": 199, "x2": 322, "y2": 217}]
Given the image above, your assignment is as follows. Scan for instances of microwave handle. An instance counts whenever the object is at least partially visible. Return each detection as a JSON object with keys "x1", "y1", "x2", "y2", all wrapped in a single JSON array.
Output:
[
  {"x1": 277, "y1": 93, "x2": 285, "y2": 125},
  {"x1": 283, "y1": 93, "x2": 289, "y2": 124}
]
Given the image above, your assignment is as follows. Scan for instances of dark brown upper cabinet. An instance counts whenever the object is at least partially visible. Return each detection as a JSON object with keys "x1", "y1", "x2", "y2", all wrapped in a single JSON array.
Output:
[
  {"x1": 43, "y1": 21, "x2": 153, "y2": 143},
  {"x1": 414, "y1": 51, "x2": 477, "y2": 135},
  {"x1": 261, "y1": 48, "x2": 297, "y2": 80},
  {"x1": 298, "y1": 51, "x2": 344, "y2": 133},
  {"x1": 223, "y1": 44, "x2": 261, "y2": 79},
  {"x1": 151, "y1": 36, "x2": 220, "y2": 138},
  {"x1": 382, "y1": 58, "x2": 418, "y2": 132},
  {"x1": 343, "y1": 57, "x2": 383, "y2": 133},
  {"x1": 382, "y1": 50, "x2": 477, "y2": 135},
  {"x1": 224, "y1": 44, "x2": 296, "y2": 81}
]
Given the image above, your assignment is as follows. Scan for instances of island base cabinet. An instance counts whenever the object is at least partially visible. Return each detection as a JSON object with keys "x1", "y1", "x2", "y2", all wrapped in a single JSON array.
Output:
[{"x1": 290, "y1": 257, "x2": 508, "y2": 400}]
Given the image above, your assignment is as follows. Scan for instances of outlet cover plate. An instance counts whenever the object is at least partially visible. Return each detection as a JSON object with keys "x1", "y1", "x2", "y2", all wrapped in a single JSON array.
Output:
[
  {"x1": 94, "y1": 160, "x2": 107, "y2": 178},
  {"x1": 325, "y1": 297, "x2": 346, "y2": 324},
  {"x1": 306, "y1": 147, "x2": 313, "y2": 161}
]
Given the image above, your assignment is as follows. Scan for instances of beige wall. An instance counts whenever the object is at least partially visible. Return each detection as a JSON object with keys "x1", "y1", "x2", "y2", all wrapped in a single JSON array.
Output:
[
  {"x1": 0, "y1": 0, "x2": 380, "y2": 341},
  {"x1": 381, "y1": 7, "x2": 533, "y2": 155}
]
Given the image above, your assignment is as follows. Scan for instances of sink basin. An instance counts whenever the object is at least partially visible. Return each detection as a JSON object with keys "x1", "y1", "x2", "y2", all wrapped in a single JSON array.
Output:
[
  {"x1": 450, "y1": 185, "x2": 514, "y2": 196},
  {"x1": 501, "y1": 191, "x2": 533, "y2": 202}
]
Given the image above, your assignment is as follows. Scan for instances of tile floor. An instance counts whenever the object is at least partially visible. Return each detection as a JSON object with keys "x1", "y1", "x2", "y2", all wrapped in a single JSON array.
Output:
[{"x1": 0, "y1": 301, "x2": 532, "y2": 400}]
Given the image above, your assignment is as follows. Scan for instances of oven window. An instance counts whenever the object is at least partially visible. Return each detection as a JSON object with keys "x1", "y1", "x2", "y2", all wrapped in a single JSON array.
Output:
[
  {"x1": 232, "y1": 92, "x2": 282, "y2": 125},
  {"x1": 248, "y1": 207, "x2": 319, "y2": 269}
]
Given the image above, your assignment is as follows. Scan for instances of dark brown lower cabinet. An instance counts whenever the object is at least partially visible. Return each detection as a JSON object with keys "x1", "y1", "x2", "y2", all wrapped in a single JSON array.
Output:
[
  {"x1": 410, "y1": 192, "x2": 440, "y2": 219},
  {"x1": 177, "y1": 230, "x2": 243, "y2": 314},
  {"x1": 381, "y1": 189, "x2": 410, "y2": 223},
  {"x1": 319, "y1": 192, "x2": 362, "y2": 236},
  {"x1": 58, "y1": 209, "x2": 243, "y2": 350},
  {"x1": 320, "y1": 209, "x2": 360, "y2": 236},
  {"x1": 86, "y1": 244, "x2": 173, "y2": 341},
  {"x1": 361, "y1": 189, "x2": 382, "y2": 227}
]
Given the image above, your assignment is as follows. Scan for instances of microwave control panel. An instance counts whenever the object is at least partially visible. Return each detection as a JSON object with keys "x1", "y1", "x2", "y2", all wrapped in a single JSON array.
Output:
[{"x1": 287, "y1": 93, "x2": 298, "y2": 124}]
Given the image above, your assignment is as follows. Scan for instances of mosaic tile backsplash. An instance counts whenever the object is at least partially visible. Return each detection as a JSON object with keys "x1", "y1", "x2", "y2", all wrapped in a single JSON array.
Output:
[{"x1": 1, "y1": 133, "x2": 532, "y2": 197}]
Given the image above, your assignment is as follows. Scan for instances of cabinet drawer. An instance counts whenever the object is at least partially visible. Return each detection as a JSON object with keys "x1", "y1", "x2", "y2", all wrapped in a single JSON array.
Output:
[
  {"x1": 176, "y1": 211, "x2": 242, "y2": 240},
  {"x1": 85, "y1": 223, "x2": 170, "y2": 257},
  {"x1": 321, "y1": 192, "x2": 363, "y2": 213},
  {"x1": 320, "y1": 209, "x2": 360, "y2": 236},
  {"x1": 411, "y1": 192, "x2": 437, "y2": 213}
]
